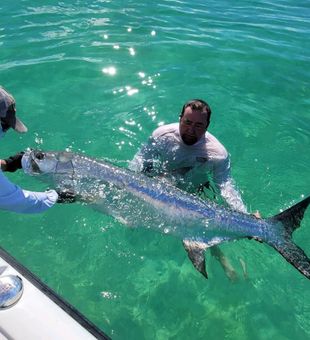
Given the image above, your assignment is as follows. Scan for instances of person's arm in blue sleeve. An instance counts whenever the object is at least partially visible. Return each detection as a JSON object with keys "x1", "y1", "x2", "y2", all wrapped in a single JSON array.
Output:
[{"x1": 0, "y1": 170, "x2": 58, "y2": 213}]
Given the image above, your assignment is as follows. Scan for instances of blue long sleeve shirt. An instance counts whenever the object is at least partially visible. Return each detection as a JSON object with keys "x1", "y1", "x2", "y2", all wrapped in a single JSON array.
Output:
[{"x1": 0, "y1": 170, "x2": 58, "y2": 213}]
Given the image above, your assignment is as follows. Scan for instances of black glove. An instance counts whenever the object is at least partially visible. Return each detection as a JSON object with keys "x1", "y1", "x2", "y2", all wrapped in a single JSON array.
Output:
[
  {"x1": 56, "y1": 189, "x2": 76, "y2": 203},
  {"x1": 4, "y1": 152, "x2": 24, "y2": 172}
]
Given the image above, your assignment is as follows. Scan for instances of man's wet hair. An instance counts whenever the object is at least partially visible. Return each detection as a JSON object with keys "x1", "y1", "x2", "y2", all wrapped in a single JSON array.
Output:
[{"x1": 179, "y1": 99, "x2": 212, "y2": 122}]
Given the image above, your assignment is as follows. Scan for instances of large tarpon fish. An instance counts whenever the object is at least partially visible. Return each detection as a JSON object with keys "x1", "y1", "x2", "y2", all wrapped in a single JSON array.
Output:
[{"x1": 22, "y1": 150, "x2": 310, "y2": 280}]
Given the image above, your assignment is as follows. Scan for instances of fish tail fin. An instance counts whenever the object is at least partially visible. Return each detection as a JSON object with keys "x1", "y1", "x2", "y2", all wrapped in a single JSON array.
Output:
[
  {"x1": 270, "y1": 196, "x2": 310, "y2": 235},
  {"x1": 267, "y1": 196, "x2": 310, "y2": 279}
]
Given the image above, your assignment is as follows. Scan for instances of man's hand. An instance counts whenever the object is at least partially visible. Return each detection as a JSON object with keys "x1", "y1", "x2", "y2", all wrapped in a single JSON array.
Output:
[
  {"x1": 252, "y1": 210, "x2": 261, "y2": 218},
  {"x1": 56, "y1": 190, "x2": 76, "y2": 203},
  {"x1": 2, "y1": 152, "x2": 24, "y2": 172}
]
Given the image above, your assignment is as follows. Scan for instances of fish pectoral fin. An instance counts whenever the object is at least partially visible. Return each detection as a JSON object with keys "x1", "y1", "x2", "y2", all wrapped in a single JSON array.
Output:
[
  {"x1": 183, "y1": 239, "x2": 209, "y2": 279},
  {"x1": 183, "y1": 237, "x2": 235, "y2": 279}
]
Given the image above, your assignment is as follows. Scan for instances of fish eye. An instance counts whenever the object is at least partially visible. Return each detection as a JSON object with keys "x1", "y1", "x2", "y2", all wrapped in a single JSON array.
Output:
[{"x1": 35, "y1": 151, "x2": 45, "y2": 160}]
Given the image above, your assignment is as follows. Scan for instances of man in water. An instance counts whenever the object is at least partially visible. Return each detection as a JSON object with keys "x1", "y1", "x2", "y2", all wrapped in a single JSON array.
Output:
[
  {"x1": 130, "y1": 99, "x2": 254, "y2": 280},
  {"x1": 0, "y1": 86, "x2": 71, "y2": 213}
]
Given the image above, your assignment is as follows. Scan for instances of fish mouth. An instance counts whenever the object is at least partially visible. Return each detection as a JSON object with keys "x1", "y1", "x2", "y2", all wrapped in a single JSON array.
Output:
[
  {"x1": 29, "y1": 151, "x2": 46, "y2": 173},
  {"x1": 30, "y1": 157, "x2": 41, "y2": 173},
  {"x1": 21, "y1": 149, "x2": 39, "y2": 175},
  {"x1": 29, "y1": 150, "x2": 48, "y2": 174}
]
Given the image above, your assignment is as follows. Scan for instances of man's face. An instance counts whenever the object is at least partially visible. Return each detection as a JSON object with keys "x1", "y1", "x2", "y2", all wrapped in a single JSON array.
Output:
[{"x1": 179, "y1": 107, "x2": 209, "y2": 145}]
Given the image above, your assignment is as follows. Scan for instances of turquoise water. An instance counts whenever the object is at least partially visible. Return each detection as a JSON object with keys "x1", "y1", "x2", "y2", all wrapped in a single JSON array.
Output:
[{"x1": 1, "y1": 0, "x2": 310, "y2": 338}]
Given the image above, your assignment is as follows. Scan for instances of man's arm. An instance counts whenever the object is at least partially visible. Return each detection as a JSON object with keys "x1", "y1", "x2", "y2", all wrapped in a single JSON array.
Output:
[
  {"x1": 0, "y1": 170, "x2": 58, "y2": 213},
  {"x1": 0, "y1": 151, "x2": 76, "y2": 213},
  {"x1": 212, "y1": 156, "x2": 248, "y2": 213},
  {"x1": 129, "y1": 137, "x2": 162, "y2": 175},
  {"x1": 219, "y1": 178, "x2": 247, "y2": 213}
]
